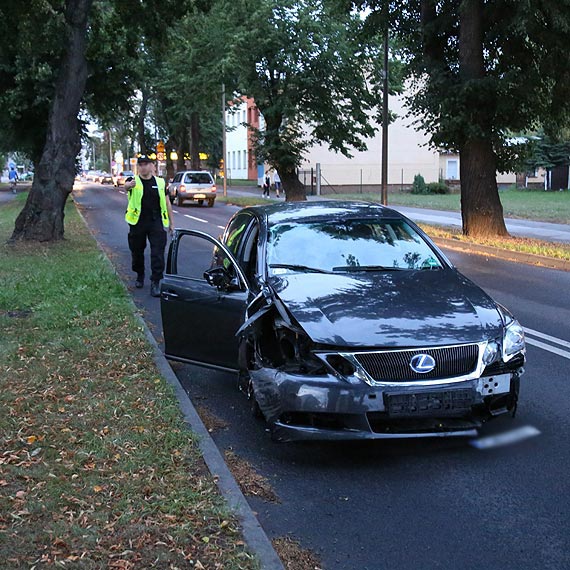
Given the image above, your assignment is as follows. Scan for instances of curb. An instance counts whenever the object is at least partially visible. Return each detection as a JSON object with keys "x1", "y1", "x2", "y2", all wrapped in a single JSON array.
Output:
[
  {"x1": 74, "y1": 200, "x2": 285, "y2": 570},
  {"x1": 433, "y1": 237, "x2": 570, "y2": 272}
]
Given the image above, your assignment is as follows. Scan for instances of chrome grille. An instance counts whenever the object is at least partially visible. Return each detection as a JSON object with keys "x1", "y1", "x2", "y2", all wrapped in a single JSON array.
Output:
[{"x1": 353, "y1": 344, "x2": 479, "y2": 382}]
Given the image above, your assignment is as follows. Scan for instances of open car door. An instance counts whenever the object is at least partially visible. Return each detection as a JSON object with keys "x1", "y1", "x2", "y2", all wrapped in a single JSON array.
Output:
[{"x1": 160, "y1": 229, "x2": 250, "y2": 370}]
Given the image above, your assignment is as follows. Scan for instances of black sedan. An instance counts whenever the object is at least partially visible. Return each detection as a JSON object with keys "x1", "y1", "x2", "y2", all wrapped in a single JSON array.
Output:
[{"x1": 160, "y1": 201, "x2": 526, "y2": 442}]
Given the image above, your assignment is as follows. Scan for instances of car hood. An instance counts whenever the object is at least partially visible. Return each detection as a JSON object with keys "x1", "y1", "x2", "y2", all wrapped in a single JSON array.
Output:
[{"x1": 269, "y1": 270, "x2": 503, "y2": 348}]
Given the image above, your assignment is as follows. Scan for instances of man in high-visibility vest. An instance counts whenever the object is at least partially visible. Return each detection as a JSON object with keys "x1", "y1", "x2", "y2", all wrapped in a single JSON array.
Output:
[{"x1": 124, "y1": 154, "x2": 174, "y2": 297}]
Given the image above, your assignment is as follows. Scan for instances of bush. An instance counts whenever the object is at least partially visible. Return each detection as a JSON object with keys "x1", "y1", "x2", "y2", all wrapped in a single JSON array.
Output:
[
  {"x1": 426, "y1": 181, "x2": 450, "y2": 194},
  {"x1": 411, "y1": 173, "x2": 427, "y2": 194}
]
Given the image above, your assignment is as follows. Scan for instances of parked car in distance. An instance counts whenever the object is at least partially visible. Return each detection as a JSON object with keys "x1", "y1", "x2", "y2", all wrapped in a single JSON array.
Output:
[
  {"x1": 98, "y1": 172, "x2": 113, "y2": 184},
  {"x1": 167, "y1": 171, "x2": 216, "y2": 207},
  {"x1": 85, "y1": 170, "x2": 102, "y2": 182},
  {"x1": 113, "y1": 170, "x2": 135, "y2": 187},
  {"x1": 20, "y1": 172, "x2": 34, "y2": 181},
  {"x1": 160, "y1": 201, "x2": 526, "y2": 442}
]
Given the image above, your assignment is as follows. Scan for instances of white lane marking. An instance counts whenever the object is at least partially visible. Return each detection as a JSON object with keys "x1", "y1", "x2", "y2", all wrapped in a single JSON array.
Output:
[
  {"x1": 470, "y1": 425, "x2": 541, "y2": 450},
  {"x1": 524, "y1": 327, "x2": 570, "y2": 350},
  {"x1": 172, "y1": 209, "x2": 179, "y2": 214},
  {"x1": 183, "y1": 214, "x2": 208, "y2": 223},
  {"x1": 217, "y1": 225, "x2": 225, "y2": 230},
  {"x1": 119, "y1": 190, "x2": 125, "y2": 194},
  {"x1": 525, "y1": 337, "x2": 570, "y2": 360}
]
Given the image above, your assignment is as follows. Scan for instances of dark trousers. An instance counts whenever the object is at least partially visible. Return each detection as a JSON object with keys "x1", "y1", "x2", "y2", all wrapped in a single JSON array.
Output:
[{"x1": 128, "y1": 218, "x2": 167, "y2": 282}]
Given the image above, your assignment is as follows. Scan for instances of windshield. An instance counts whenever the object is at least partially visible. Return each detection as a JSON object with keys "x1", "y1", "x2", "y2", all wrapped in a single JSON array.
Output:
[
  {"x1": 184, "y1": 173, "x2": 213, "y2": 184},
  {"x1": 266, "y1": 219, "x2": 443, "y2": 274}
]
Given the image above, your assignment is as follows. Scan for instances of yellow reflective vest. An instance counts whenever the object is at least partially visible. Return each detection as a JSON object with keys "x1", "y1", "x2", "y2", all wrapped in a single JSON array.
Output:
[{"x1": 125, "y1": 176, "x2": 169, "y2": 228}]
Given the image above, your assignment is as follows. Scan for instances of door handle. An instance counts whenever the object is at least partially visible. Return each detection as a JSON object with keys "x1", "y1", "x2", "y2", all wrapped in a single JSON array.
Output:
[{"x1": 162, "y1": 290, "x2": 179, "y2": 300}]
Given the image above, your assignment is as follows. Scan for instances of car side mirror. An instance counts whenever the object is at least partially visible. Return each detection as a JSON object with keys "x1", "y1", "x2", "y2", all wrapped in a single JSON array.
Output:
[{"x1": 204, "y1": 266, "x2": 232, "y2": 289}]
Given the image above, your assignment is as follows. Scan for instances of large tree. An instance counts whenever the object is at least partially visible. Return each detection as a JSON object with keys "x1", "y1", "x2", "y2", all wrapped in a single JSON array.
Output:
[
  {"x1": 10, "y1": 0, "x2": 93, "y2": 241},
  {"x1": 224, "y1": 0, "x2": 386, "y2": 200},
  {"x1": 357, "y1": 0, "x2": 570, "y2": 237}
]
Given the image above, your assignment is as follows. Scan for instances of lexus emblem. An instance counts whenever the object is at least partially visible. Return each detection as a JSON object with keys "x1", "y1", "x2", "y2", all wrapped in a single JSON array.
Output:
[{"x1": 410, "y1": 353, "x2": 436, "y2": 374}]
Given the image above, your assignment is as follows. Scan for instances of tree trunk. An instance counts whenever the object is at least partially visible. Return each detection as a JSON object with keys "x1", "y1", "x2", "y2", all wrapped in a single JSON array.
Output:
[
  {"x1": 458, "y1": 0, "x2": 508, "y2": 237},
  {"x1": 459, "y1": 139, "x2": 508, "y2": 237},
  {"x1": 11, "y1": 0, "x2": 93, "y2": 242},
  {"x1": 279, "y1": 168, "x2": 306, "y2": 202},
  {"x1": 189, "y1": 112, "x2": 201, "y2": 170}
]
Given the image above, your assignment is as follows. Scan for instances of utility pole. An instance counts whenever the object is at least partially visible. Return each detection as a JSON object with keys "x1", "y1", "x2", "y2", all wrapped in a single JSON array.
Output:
[
  {"x1": 108, "y1": 130, "x2": 113, "y2": 174},
  {"x1": 222, "y1": 83, "x2": 227, "y2": 197},
  {"x1": 381, "y1": 24, "x2": 389, "y2": 206}
]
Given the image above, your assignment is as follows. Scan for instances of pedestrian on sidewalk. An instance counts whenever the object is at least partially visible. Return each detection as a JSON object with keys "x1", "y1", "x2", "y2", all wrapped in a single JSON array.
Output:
[
  {"x1": 124, "y1": 155, "x2": 174, "y2": 297},
  {"x1": 8, "y1": 167, "x2": 18, "y2": 193},
  {"x1": 262, "y1": 171, "x2": 270, "y2": 198},
  {"x1": 273, "y1": 170, "x2": 281, "y2": 198}
]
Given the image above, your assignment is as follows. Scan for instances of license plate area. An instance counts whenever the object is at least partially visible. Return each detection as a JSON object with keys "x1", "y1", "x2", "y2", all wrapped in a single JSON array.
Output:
[
  {"x1": 385, "y1": 389, "x2": 474, "y2": 417},
  {"x1": 193, "y1": 194, "x2": 206, "y2": 199}
]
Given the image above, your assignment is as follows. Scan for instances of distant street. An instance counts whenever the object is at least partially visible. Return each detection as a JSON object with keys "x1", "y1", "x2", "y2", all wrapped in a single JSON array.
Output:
[{"x1": 75, "y1": 182, "x2": 570, "y2": 570}]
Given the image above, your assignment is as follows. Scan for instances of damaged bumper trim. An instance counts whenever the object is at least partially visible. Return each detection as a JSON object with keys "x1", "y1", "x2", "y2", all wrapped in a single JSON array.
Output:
[{"x1": 249, "y1": 366, "x2": 521, "y2": 442}]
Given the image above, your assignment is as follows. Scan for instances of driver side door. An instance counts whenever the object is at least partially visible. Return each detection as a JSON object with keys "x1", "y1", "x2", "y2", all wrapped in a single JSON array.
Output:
[{"x1": 160, "y1": 229, "x2": 250, "y2": 370}]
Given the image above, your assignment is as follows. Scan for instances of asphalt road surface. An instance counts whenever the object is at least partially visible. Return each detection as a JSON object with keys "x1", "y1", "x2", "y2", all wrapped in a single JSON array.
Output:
[{"x1": 74, "y1": 182, "x2": 570, "y2": 570}]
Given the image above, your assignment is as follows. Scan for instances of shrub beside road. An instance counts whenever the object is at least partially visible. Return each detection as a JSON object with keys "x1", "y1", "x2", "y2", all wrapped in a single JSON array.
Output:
[{"x1": 0, "y1": 195, "x2": 256, "y2": 569}]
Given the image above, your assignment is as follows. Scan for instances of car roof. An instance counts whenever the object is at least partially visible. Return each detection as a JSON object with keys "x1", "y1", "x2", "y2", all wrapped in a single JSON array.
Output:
[
  {"x1": 178, "y1": 170, "x2": 212, "y2": 174},
  {"x1": 243, "y1": 200, "x2": 406, "y2": 226}
]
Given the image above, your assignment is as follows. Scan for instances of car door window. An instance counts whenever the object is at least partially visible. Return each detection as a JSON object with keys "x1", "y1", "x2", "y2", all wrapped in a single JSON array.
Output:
[
  {"x1": 173, "y1": 173, "x2": 183, "y2": 183},
  {"x1": 172, "y1": 232, "x2": 246, "y2": 291},
  {"x1": 224, "y1": 213, "x2": 253, "y2": 259}
]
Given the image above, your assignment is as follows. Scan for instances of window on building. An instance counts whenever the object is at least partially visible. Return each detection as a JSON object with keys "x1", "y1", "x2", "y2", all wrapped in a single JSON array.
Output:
[
  {"x1": 232, "y1": 151, "x2": 236, "y2": 170},
  {"x1": 237, "y1": 150, "x2": 241, "y2": 170}
]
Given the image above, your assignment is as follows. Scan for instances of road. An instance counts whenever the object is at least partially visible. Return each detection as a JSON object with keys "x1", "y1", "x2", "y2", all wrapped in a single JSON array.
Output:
[{"x1": 74, "y1": 182, "x2": 570, "y2": 570}]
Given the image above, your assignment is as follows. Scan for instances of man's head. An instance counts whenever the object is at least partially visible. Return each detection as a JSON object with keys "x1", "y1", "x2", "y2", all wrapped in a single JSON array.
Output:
[{"x1": 137, "y1": 154, "x2": 155, "y2": 178}]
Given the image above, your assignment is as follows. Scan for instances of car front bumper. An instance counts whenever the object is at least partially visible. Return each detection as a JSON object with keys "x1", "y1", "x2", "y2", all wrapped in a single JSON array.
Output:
[{"x1": 249, "y1": 367, "x2": 522, "y2": 442}]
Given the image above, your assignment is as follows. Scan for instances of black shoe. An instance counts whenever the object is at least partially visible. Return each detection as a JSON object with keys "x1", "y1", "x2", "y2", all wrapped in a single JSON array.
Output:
[
  {"x1": 150, "y1": 281, "x2": 161, "y2": 297},
  {"x1": 135, "y1": 276, "x2": 144, "y2": 289}
]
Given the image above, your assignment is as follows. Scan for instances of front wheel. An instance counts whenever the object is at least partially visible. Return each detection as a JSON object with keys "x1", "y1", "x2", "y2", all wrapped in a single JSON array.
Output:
[{"x1": 175, "y1": 193, "x2": 182, "y2": 207}]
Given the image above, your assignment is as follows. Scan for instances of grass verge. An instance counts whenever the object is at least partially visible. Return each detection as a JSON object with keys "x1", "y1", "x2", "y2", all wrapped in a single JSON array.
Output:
[
  {"x1": 329, "y1": 189, "x2": 570, "y2": 224},
  {"x1": 0, "y1": 195, "x2": 257, "y2": 569},
  {"x1": 216, "y1": 194, "x2": 570, "y2": 262},
  {"x1": 418, "y1": 224, "x2": 570, "y2": 261}
]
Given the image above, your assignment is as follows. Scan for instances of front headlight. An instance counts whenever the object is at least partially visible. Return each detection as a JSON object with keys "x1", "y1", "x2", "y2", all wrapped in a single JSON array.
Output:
[{"x1": 503, "y1": 320, "x2": 525, "y2": 361}]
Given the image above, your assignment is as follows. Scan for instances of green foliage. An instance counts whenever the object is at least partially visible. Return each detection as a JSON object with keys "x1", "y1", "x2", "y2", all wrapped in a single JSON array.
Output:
[
  {"x1": 225, "y1": 0, "x2": 390, "y2": 175},
  {"x1": 426, "y1": 181, "x2": 449, "y2": 195},
  {"x1": 356, "y1": 1, "x2": 570, "y2": 173},
  {"x1": 411, "y1": 174, "x2": 427, "y2": 194}
]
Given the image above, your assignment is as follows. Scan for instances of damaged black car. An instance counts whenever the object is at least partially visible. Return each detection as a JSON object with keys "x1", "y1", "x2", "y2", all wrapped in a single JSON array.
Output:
[{"x1": 160, "y1": 202, "x2": 525, "y2": 442}]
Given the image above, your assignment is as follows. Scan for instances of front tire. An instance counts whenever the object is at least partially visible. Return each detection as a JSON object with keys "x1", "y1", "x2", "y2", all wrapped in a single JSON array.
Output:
[{"x1": 175, "y1": 193, "x2": 182, "y2": 207}]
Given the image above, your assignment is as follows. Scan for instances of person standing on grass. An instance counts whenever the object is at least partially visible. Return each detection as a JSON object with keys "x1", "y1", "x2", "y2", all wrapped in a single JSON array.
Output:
[{"x1": 124, "y1": 155, "x2": 174, "y2": 297}]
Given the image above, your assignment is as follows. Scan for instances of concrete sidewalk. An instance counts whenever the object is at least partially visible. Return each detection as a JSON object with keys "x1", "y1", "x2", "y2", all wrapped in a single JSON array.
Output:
[{"x1": 223, "y1": 185, "x2": 570, "y2": 244}]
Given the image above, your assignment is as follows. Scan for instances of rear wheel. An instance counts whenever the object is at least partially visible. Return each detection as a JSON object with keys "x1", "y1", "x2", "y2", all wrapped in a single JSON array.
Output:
[
  {"x1": 208, "y1": 198, "x2": 215, "y2": 207},
  {"x1": 197, "y1": 199, "x2": 204, "y2": 206}
]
